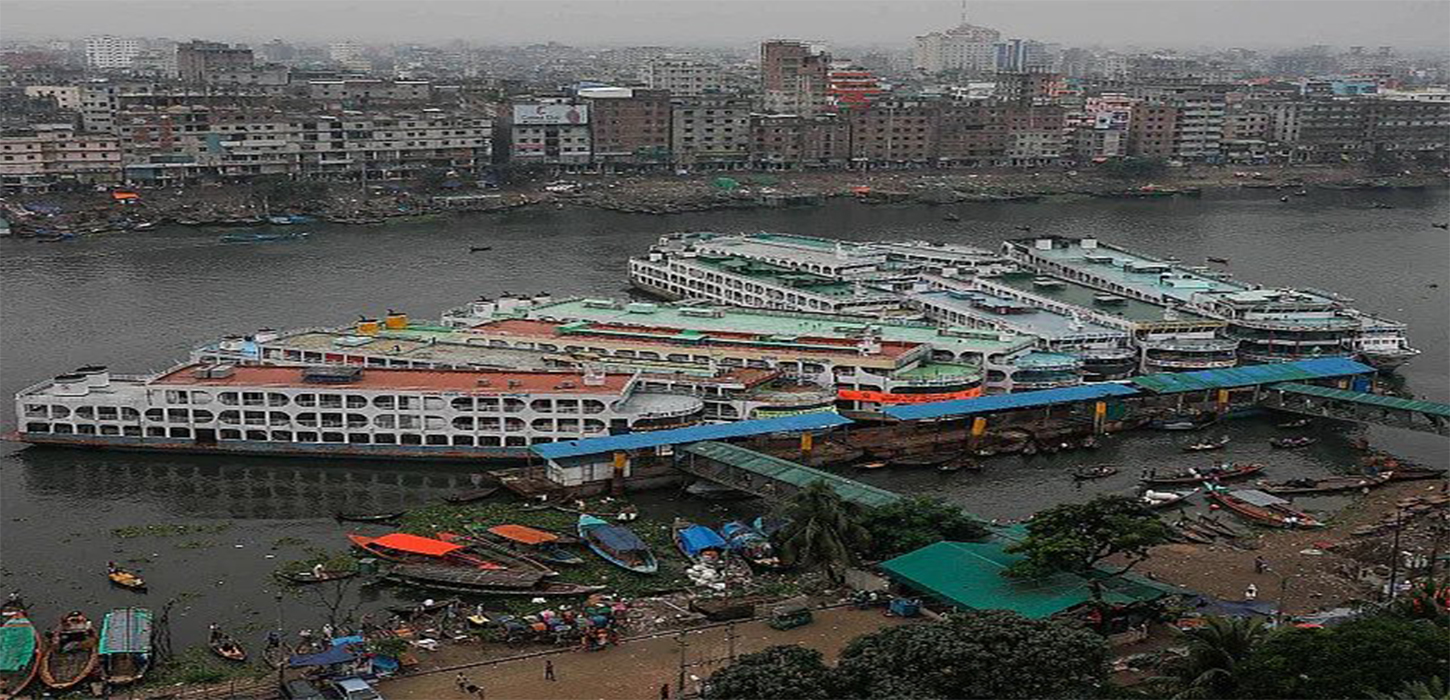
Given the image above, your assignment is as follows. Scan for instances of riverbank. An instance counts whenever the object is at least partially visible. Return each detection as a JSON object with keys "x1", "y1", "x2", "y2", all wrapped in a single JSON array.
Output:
[
  {"x1": 3, "y1": 163, "x2": 1442, "y2": 238},
  {"x1": 1136, "y1": 477, "x2": 1450, "y2": 613}
]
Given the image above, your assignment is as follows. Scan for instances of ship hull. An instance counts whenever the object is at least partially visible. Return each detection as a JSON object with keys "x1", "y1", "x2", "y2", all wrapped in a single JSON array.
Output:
[
  {"x1": 6, "y1": 433, "x2": 529, "y2": 462},
  {"x1": 1357, "y1": 351, "x2": 1419, "y2": 371}
]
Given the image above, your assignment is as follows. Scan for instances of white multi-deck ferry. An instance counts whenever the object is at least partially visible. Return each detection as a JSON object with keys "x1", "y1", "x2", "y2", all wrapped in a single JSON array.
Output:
[{"x1": 14, "y1": 363, "x2": 705, "y2": 461}]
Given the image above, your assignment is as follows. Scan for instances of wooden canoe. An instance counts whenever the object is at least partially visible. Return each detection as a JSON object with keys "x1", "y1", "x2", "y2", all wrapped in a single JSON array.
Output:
[
  {"x1": 208, "y1": 632, "x2": 246, "y2": 663},
  {"x1": 442, "y1": 486, "x2": 499, "y2": 504},
  {"x1": 276, "y1": 569, "x2": 359, "y2": 584},
  {"x1": 1142, "y1": 463, "x2": 1263, "y2": 486},
  {"x1": 39, "y1": 612, "x2": 98, "y2": 690},
  {"x1": 0, "y1": 604, "x2": 42, "y2": 700},
  {"x1": 107, "y1": 568, "x2": 146, "y2": 591}
]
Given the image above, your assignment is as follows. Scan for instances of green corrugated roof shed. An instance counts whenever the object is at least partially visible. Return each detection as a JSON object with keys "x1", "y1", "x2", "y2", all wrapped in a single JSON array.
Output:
[
  {"x1": 1273, "y1": 382, "x2": 1450, "y2": 418},
  {"x1": 879, "y1": 541, "x2": 1179, "y2": 618},
  {"x1": 1129, "y1": 357, "x2": 1372, "y2": 395},
  {"x1": 681, "y1": 441, "x2": 901, "y2": 509}
]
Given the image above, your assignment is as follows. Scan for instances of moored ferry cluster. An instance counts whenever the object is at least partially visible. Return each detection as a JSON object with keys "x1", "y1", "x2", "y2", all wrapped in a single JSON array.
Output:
[{"x1": 14, "y1": 233, "x2": 1417, "y2": 461}]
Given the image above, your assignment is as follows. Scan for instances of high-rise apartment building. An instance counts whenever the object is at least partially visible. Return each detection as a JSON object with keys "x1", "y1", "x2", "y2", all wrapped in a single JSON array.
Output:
[
  {"x1": 912, "y1": 22, "x2": 1001, "y2": 74},
  {"x1": 760, "y1": 40, "x2": 831, "y2": 116},
  {"x1": 85, "y1": 36, "x2": 141, "y2": 70},
  {"x1": 176, "y1": 41, "x2": 255, "y2": 84},
  {"x1": 646, "y1": 59, "x2": 722, "y2": 98}
]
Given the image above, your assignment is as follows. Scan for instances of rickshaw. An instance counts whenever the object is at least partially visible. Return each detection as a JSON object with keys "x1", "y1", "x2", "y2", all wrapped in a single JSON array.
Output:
[{"x1": 767, "y1": 603, "x2": 813, "y2": 630}]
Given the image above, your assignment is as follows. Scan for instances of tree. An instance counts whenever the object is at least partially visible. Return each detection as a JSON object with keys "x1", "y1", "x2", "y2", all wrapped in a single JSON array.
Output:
[
  {"x1": 702, "y1": 645, "x2": 834, "y2": 700},
  {"x1": 832, "y1": 610, "x2": 1108, "y2": 699},
  {"x1": 776, "y1": 480, "x2": 870, "y2": 583},
  {"x1": 1153, "y1": 616, "x2": 1269, "y2": 699},
  {"x1": 859, "y1": 496, "x2": 988, "y2": 560},
  {"x1": 1370, "y1": 677, "x2": 1448, "y2": 700},
  {"x1": 1235, "y1": 616, "x2": 1450, "y2": 699},
  {"x1": 1005, "y1": 495, "x2": 1171, "y2": 606}
]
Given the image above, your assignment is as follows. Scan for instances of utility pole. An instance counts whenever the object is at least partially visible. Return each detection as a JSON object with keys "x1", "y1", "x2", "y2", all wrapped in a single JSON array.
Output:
[
  {"x1": 675, "y1": 632, "x2": 689, "y2": 698},
  {"x1": 725, "y1": 623, "x2": 739, "y2": 663},
  {"x1": 1386, "y1": 507, "x2": 1404, "y2": 601}
]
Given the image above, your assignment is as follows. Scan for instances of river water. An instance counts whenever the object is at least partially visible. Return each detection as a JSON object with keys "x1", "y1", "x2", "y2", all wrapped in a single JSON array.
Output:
[{"x1": 2, "y1": 187, "x2": 1447, "y2": 646}]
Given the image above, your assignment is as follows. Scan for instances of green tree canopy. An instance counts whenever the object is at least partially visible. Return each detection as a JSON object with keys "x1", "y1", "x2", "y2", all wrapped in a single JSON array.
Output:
[
  {"x1": 1235, "y1": 617, "x2": 1450, "y2": 699},
  {"x1": 860, "y1": 496, "x2": 989, "y2": 560},
  {"x1": 832, "y1": 611, "x2": 1108, "y2": 699},
  {"x1": 701, "y1": 645, "x2": 834, "y2": 700},
  {"x1": 1005, "y1": 495, "x2": 1171, "y2": 603},
  {"x1": 777, "y1": 480, "x2": 871, "y2": 583},
  {"x1": 1155, "y1": 616, "x2": 1270, "y2": 699}
]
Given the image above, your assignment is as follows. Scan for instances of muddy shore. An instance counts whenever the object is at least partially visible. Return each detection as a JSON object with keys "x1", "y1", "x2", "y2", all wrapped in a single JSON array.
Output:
[{"x1": 3, "y1": 164, "x2": 1441, "y2": 238}]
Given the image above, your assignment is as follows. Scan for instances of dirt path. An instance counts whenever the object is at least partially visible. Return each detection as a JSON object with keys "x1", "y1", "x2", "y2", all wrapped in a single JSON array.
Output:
[{"x1": 379, "y1": 606, "x2": 915, "y2": 700}]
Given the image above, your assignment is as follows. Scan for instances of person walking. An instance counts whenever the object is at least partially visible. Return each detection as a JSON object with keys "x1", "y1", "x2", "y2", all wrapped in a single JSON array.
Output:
[
  {"x1": 544, "y1": 658, "x2": 556, "y2": 681},
  {"x1": 1254, "y1": 556, "x2": 1267, "y2": 574},
  {"x1": 660, "y1": 683, "x2": 671, "y2": 700}
]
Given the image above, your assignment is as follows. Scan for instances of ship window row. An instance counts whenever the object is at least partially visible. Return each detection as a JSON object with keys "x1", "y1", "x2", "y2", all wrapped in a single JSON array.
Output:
[
  {"x1": 30, "y1": 422, "x2": 556, "y2": 448},
  {"x1": 447, "y1": 397, "x2": 608, "y2": 414},
  {"x1": 25, "y1": 404, "x2": 141, "y2": 420},
  {"x1": 449, "y1": 416, "x2": 608, "y2": 434}
]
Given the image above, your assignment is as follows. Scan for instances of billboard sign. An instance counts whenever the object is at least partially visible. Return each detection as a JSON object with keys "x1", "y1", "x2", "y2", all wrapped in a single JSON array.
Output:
[{"x1": 513, "y1": 104, "x2": 588, "y2": 125}]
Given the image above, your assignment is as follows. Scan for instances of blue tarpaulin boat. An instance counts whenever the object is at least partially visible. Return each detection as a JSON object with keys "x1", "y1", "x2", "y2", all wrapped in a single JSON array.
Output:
[
  {"x1": 721, "y1": 521, "x2": 780, "y2": 570},
  {"x1": 673, "y1": 521, "x2": 727, "y2": 564},
  {"x1": 578, "y1": 514, "x2": 657, "y2": 574}
]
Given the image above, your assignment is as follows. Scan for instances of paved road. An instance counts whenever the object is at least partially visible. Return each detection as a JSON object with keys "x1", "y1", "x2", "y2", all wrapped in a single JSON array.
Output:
[{"x1": 380, "y1": 606, "x2": 915, "y2": 700}]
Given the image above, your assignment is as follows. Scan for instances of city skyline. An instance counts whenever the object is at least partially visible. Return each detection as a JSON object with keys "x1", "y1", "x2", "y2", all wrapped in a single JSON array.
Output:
[{"x1": 2, "y1": 0, "x2": 1448, "y2": 50}]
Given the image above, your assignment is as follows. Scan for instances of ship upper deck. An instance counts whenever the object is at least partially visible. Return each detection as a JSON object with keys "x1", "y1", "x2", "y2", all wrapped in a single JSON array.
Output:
[
  {"x1": 468, "y1": 318, "x2": 921, "y2": 360},
  {"x1": 986, "y1": 272, "x2": 1217, "y2": 325},
  {"x1": 687, "y1": 255, "x2": 864, "y2": 297},
  {"x1": 519, "y1": 299, "x2": 1039, "y2": 356},
  {"x1": 152, "y1": 364, "x2": 633, "y2": 395},
  {"x1": 909, "y1": 289, "x2": 1126, "y2": 341}
]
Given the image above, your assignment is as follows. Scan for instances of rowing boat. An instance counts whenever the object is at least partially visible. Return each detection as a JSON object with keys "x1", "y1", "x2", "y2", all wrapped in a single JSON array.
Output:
[
  {"x1": 1142, "y1": 463, "x2": 1263, "y2": 486},
  {"x1": 1259, "y1": 475, "x2": 1387, "y2": 496},
  {"x1": 578, "y1": 514, "x2": 657, "y2": 574},
  {"x1": 0, "y1": 601, "x2": 41, "y2": 700},
  {"x1": 347, "y1": 533, "x2": 503, "y2": 569},
  {"x1": 1207, "y1": 488, "x2": 1323, "y2": 529},
  {"x1": 99, "y1": 608, "x2": 151, "y2": 686},
  {"x1": 470, "y1": 524, "x2": 584, "y2": 566},
  {"x1": 38, "y1": 611, "x2": 98, "y2": 691}
]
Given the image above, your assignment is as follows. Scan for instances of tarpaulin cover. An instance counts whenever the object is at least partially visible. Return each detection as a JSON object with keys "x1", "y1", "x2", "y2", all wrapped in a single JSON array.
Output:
[
  {"x1": 488, "y1": 524, "x2": 558, "y2": 545},
  {"x1": 288, "y1": 643, "x2": 360, "y2": 667},
  {"x1": 580, "y1": 515, "x2": 646, "y2": 552},
  {"x1": 99, "y1": 608, "x2": 152, "y2": 655},
  {"x1": 678, "y1": 525, "x2": 726, "y2": 557},
  {"x1": 371, "y1": 533, "x2": 463, "y2": 556},
  {"x1": 0, "y1": 617, "x2": 36, "y2": 672}
]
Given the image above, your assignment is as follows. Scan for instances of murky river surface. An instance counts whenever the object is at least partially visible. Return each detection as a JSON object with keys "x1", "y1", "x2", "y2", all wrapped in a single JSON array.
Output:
[{"x1": 2, "y1": 187, "x2": 1446, "y2": 646}]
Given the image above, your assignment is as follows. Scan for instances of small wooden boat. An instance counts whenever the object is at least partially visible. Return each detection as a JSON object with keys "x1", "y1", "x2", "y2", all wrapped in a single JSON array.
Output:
[
  {"x1": 347, "y1": 533, "x2": 503, "y2": 569},
  {"x1": 1183, "y1": 436, "x2": 1230, "y2": 452},
  {"x1": 938, "y1": 458, "x2": 980, "y2": 474},
  {"x1": 1259, "y1": 475, "x2": 1387, "y2": 496},
  {"x1": 673, "y1": 520, "x2": 728, "y2": 566},
  {"x1": 684, "y1": 480, "x2": 755, "y2": 501},
  {"x1": 469, "y1": 246, "x2": 493, "y2": 252},
  {"x1": 1139, "y1": 488, "x2": 1197, "y2": 510},
  {"x1": 721, "y1": 521, "x2": 779, "y2": 570},
  {"x1": 1206, "y1": 256, "x2": 1230, "y2": 264},
  {"x1": 107, "y1": 564, "x2": 146, "y2": 591},
  {"x1": 442, "y1": 485, "x2": 499, "y2": 504},
  {"x1": 333, "y1": 511, "x2": 404, "y2": 524},
  {"x1": 856, "y1": 460, "x2": 890, "y2": 470},
  {"x1": 1271, "y1": 436, "x2": 1317, "y2": 449},
  {"x1": 1142, "y1": 463, "x2": 1263, "y2": 486},
  {"x1": 1379, "y1": 466, "x2": 1448, "y2": 482},
  {"x1": 385, "y1": 598, "x2": 460, "y2": 617},
  {"x1": 943, "y1": 213, "x2": 960, "y2": 222},
  {"x1": 1072, "y1": 465, "x2": 1118, "y2": 480},
  {"x1": 578, "y1": 514, "x2": 657, "y2": 574},
  {"x1": 1207, "y1": 488, "x2": 1323, "y2": 529},
  {"x1": 39, "y1": 611, "x2": 99, "y2": 691},
  {"x1": 384, "y1": 565, "x2": 605, "y2": 597},
  {"x1": 0, "y1": 600, "x2": 42, "y2": 699},
  {"x1": 218, "y1": 231, "x2": 308, "y2": 244},
  {"x1": 1169, "y1": 523, "x2": 1214, "y2": 544},
  {"x1": 435, "y1": 531, "x2": 557, "y2": 576},
  {"x1": 276, "y1": 569, "x2": 358, "y2": 584},
  {"x1": 208, "y1": 628, "x2": 246, "y2": 663},
  {"x1": 889, "y1": 453, "x2": 954, "y2": 468},
  {"x1": 99, "y1": 608, "x2": 151, "y2": 686},
  {"x1": 472, "y1": 524, "x2": 584, "y2": 566},
  {"x1": 1194, "y1": 515, "x2": 1246, "y2": 539},
  {"x1": 1277, "y1": 418, "x2": 1312, "y2": 429}
]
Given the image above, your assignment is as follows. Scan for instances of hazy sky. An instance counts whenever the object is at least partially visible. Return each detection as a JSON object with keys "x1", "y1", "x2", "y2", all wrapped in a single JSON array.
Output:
[{"x1": 2, "y1": 0, "x2": 1447, "y2": 49}]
